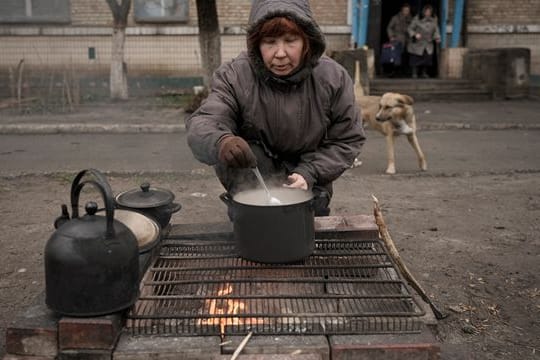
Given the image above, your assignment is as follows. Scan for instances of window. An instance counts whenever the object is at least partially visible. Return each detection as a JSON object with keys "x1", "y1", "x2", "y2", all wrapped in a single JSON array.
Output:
[
  {"x1": 0, "y1": 0, "x2": 70, "y2": 24},
  {"x1": 134, "y1": 0, "x2": 189, "y2": 23}
]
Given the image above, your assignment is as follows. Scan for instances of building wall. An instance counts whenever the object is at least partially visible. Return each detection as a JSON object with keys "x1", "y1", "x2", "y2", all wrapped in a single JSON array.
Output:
[
  {"x1": 0, "y1": 0, "x2": 350, "y2": 79},
  {"x1": 1, "y1": 0, "x2": 539, "y2": 86},
  {"x1": 439, "y1": 0, "x2": 540, "y2": 74},
  {"x1": 67, "y1": 0, "x2": 348, "y2": 27}
]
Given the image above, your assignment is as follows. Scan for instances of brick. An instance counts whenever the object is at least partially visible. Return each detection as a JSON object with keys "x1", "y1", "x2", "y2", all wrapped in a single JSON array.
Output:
[
  {"x1": 330, "y1": 328, "x2": 440, "y2": 360},
  {"x1": 221, "y1": 335, "x2": 329, "y2": 359},
  {"x1": 5, "y1": 294, "x2": 60, "y2": 357},
  {"x1": 113, "y1": 334, "x2": 222, "y2": 360},
  {"x1": 58, "y1": 349, "x2": 112, "y2": 360},
  {"x1": 58, "y1": 314, "x2": 123, "y2": 350}
]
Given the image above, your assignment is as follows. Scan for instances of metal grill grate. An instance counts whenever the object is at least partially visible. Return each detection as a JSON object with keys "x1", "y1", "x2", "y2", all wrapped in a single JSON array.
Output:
[{"x1": 127, "y1": 238, "x2": 426, "y2": 336}]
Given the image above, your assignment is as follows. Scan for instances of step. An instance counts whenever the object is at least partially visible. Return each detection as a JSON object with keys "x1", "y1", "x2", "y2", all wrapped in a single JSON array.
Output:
[
  {"x1": 370, "y1": 78, "x2": 487, "y2": 92},
  {"x1": 369, "y1": 88, "x2": 493, "y2": 101}
]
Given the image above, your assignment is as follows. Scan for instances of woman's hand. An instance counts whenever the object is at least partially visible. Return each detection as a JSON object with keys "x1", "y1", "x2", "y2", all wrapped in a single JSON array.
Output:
[
  {"x1": 284, "y1": 173, "x2": 308, "y2": 190},
  {"x1": 415, "y1": 33, "x2": 422, "y2": 40},
  {"x1": 218, "y1": 135, "x2": 257, "y2": 168}
]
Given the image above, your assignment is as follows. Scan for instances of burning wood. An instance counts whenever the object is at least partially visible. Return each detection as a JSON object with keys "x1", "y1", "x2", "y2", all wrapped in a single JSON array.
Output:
[{"x1": 199, "y1": 283, "x2": 264, "y2": 338}]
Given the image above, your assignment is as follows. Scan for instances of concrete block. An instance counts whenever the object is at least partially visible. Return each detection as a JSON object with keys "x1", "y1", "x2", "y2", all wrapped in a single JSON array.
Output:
[
  {"x1": 2, "y1": 356, "x2": 56, "y2": 360},
  {"x1": 58, "y1": 349, "x2": 112, "y2": 360},
  {"x1": 58, "y1": 314, "x2": 123, "y2": 350},
  {"x1": 212, "y1": 355, "x2": 323, "y2": 360},
  {"x1": 315, "y1": 215, "x2": 378, "y2": 240},
  {"x1": 221, "y1": 336, "x2": 329, "y2": 359},
  {"x1": 330, "y1": 328, "x2": 440, "y2": 360},
  {"x1": 113, "y1": 334, "x2": 222, "y2": 360},
  {"x1": 439, "y1": 48, "x2": 469, "y2": 79},
  {"x1": 5, "y1": 294, "x2": 60, "y2": 357}
]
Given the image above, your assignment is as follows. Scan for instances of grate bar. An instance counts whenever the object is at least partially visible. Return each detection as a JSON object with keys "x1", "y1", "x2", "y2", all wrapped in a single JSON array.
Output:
[
  {"x1": 127, "y1": 237, "x2": 426, "y2": 336},
  {"x1": 139, "y1": 294, "x2": 413, "y2": 300}
]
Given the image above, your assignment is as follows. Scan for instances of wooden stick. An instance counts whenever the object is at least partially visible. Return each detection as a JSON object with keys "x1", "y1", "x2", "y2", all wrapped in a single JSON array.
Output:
[
  {"x1": 230, "y1": 331, "x2": 253, "y2": 360},
  {"x1": 16, "y1": 59, "x2": 25, "y2": 109},
  {"x1": 372, "y1": 195, "x2": 447, "y2": 320}
]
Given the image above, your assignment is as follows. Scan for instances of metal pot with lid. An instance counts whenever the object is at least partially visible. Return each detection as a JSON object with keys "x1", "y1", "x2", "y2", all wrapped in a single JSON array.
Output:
[
  {"x1": 45, "y1": 169, "x2": 140, "y2": 317},
  {"x1": 115, "y1": 182, "x2": 182, "y2": 228}
]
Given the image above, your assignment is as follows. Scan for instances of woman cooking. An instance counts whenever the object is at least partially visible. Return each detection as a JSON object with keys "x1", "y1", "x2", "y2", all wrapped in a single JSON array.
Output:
[{"x1": 186, "y1": 0, "x2": 365, "y2": 217}]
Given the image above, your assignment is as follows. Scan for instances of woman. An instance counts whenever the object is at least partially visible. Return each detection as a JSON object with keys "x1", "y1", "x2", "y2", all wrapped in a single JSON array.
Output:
[
  {"x1": 386, "y1": 3, "x2": 412, "y2": 75},
  {"x1": 407, "y1": 4, "x2": 441, "y2": 78},
  {"x1": 186, "y1": 0, "x2": 365, "y2": 217}
]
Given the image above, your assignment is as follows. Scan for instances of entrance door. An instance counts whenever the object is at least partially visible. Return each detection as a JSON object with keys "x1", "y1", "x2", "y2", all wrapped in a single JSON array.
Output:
[{"x1": 370, "y1": 0, "x2": 441, "y2": 77}]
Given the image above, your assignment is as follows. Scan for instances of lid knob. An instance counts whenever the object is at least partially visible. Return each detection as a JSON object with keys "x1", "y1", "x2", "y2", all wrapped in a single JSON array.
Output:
[
  {"x1": 85, "y1": 201, "x2": 99, "y2": 216},
  {"x1": 140, "y1": 183, "x2": 150, "y2": 193}
]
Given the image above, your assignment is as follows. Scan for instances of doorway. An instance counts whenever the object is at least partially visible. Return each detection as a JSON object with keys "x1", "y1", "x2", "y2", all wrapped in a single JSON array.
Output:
[{"x1": 370, "y1": 0, "x2": 441, "y2": 78}]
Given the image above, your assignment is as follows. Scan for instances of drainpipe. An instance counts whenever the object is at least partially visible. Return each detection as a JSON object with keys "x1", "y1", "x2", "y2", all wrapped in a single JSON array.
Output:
[
  {"x1": 351, "y1": 0, "x2": 359, "y2": 47},
  {"x1": 358, "y1": 0, "x2": 370, "y2": 47},
  {"x1": 440, "y1": 0, "x2": 448, "y2": 48},
  {"x1": 451, "y1": 0, "x2": 465, "y2": 47}
]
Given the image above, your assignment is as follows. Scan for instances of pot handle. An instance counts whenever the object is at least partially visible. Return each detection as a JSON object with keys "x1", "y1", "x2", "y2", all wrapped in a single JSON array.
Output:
[
  {"x1": 219, "y1": 192, "x2": 233, "y2": 206},
  {"x1": 70, "y1": 169, "x2": 116, "y2": 239},
  {"x1": 167, "y1": 202, "x2": 182, "y2": 214}
]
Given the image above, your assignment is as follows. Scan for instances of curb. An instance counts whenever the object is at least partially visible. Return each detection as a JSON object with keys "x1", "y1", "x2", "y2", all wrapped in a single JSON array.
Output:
[
  {"x1": 1, "y1": 122, "x2": 539, "y2": 134},
  {"x1": 0, "y1": 123, "x2": 185, "y2": 134}
]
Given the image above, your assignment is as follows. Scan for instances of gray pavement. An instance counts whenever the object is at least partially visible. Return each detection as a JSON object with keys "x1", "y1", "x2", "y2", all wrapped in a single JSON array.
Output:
[
  {"x1": 0, "y1": 99, "x2": 539, "y2": 134},
  {"x1": 1, "y1": 99, "x2": 539, "y2": 177},
  {"x1": 1, "y1": 130, "x2": 539, "y2": 176}
]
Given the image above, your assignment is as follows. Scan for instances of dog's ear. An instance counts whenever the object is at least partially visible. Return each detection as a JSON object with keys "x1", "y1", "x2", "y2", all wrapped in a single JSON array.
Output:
[{"x1": 399, "y1": 95, "x2": 414, "y2": 105}]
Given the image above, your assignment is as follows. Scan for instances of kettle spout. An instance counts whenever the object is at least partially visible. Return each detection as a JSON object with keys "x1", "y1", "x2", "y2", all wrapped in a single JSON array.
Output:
[{"x1": 54, "y1": 204, "x2": 70, "y2": 229}]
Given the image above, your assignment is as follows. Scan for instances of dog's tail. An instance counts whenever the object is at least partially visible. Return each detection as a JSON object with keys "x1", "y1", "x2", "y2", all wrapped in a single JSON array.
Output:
[{"x1": 354, "y1": 60, "x2": 364, "y2": 98}]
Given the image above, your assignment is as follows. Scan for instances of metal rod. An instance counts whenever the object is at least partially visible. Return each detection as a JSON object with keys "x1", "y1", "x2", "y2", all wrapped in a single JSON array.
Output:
[{"x1": 451, "y1": 0, "x2": 465, "y2": 47}]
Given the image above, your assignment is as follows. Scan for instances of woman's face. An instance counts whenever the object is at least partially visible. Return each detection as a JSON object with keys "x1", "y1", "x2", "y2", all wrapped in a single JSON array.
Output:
[
  {"x1": 424, "y1": 7, "x2": 433, "y2": 17},
  {"x1": 259, "y1": 33, "x2": 304, "y2": 76}
]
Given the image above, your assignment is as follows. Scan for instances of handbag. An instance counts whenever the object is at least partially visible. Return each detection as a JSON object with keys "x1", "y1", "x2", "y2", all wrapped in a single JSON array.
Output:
[{"x1": 380, "y1": 41, "x2": 403, "y2": 66}]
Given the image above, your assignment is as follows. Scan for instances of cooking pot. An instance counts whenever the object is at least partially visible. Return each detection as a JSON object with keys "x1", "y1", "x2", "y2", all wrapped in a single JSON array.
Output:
[
  {"x1": 114, "y1": 209, "x2": 161, "y2": 253},
  {"x1": 115, "y1": 183, "x2": 182, "y2": 228},
  {"x1": 45, "y1": 169, "x2": 140, "y2": 317},
  {"x1": 221, "y1": 187, "x2": 315, "y2": 263}
]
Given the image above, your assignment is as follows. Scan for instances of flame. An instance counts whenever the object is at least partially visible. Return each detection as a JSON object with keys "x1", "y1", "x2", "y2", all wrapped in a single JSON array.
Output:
[{"x1": 200, "y1": 283, "x2": 264, "y2": 335}]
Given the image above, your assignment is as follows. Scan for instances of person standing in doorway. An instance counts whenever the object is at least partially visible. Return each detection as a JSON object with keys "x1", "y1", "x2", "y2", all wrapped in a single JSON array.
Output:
[
  {"x1": 407, "y1": 4, "x2": 441, "y2": 78},
  {"x1": 386, "y1": 3, "x2": 412, "y2": 76}
]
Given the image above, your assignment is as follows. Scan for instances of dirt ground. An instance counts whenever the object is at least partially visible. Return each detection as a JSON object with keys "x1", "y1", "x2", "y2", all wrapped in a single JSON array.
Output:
[{"x1": 1, "y1": 169, "x2": 539, "y2": 359}]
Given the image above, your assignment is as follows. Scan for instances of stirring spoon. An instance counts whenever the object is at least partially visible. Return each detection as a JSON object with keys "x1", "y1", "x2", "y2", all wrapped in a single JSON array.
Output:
[{"x1": 252, "y1": 167, "x2": 282, "y2": 205}]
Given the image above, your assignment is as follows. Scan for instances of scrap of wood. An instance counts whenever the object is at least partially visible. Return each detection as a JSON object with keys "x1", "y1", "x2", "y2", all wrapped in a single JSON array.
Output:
[
  {"x1": 230, "y1": 331, "x2": 253, "y2": 360},
  {"x1": 372, "y1": 195, "x2": 447, "y2": 320}
]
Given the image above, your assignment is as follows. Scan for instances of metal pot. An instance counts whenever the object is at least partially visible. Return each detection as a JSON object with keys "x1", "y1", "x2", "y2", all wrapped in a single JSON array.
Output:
[
  {"x1": 115, "y1": 183, "x2": 182, "y2": 228},
  {"x1": 45, "y1": 169, "x2": 140, "y2": 317},
  {"x1": 114, "y1": 209, "x2": 161, "y2": 253},
  {"x1": 221, "y1": 188, "x2": 315, "y2": 263}
]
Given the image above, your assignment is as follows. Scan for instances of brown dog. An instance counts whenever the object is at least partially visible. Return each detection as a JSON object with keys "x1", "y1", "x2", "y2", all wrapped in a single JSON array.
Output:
[{"x1": 355, "y1": 91, "x2": 428, "y2": 174}]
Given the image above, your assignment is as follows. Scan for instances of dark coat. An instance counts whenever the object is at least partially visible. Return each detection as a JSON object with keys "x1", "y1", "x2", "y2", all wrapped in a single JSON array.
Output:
[
  {"x1": 407, "y1": 15, "x2": 441, "y2": 56},
  {"x1": 186, "y1": 0, "x2": 365, "y2": 188},
  {"x1": 387, "y1": 13, "x2": 412, "y2": 45}
]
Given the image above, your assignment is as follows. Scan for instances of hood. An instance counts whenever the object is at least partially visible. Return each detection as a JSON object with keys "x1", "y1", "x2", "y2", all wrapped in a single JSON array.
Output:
[{"x1": 247, "y1": 0, "x2": 326, "y2": 86}]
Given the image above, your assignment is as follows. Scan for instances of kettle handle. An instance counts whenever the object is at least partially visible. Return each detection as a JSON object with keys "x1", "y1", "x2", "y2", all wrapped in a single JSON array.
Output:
[{"x1": 70, "y1": 169, "x2": 116, "y2": 238}]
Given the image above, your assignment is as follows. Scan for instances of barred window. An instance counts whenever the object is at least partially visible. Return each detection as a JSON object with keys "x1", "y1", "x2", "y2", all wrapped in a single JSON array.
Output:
[
  {"x1": 134, "y1": 0, "x2": 189, "y2": 23},
  {"x1": 0, "y1": 0, "x2": 71, "y2": 24}
]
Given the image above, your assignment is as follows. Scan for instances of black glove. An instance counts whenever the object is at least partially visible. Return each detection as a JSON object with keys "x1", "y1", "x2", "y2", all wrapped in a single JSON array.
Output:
[{"x1": 218, "y1": 135, "x2": 257, "y2": 168}]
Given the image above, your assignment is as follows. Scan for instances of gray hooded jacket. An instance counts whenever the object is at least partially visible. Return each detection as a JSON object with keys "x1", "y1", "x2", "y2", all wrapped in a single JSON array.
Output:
[{"x1": 186, "y1": 0, "x2": 365, "y2": 188}]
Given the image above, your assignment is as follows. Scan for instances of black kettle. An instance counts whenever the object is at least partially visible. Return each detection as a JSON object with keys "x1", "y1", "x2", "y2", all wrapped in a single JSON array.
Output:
[{"x1": 45, "y1": 169, "x2": 140, "y2": 317}]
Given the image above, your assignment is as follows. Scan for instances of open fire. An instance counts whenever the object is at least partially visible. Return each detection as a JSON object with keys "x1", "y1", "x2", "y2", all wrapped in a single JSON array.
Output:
[{"x1": 199, "y1": 282, "x2": 265, "y2": 338}]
